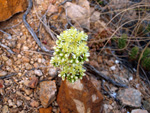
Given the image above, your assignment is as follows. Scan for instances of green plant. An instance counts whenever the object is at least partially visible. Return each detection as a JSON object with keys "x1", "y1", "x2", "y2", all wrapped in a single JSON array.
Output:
[
  {"x1": 129, "y1": 46, "x2": 139, "y2": 60},
  {"x1": 50, "y1": 28, "x2": 90, "y2": 83},
  {"x1": 118, "y1": 34, "x2": 127, "y2": 49},
  {"x1": 142, "y1": 47, "x2": 150, "y2": 60},
  {"x1": 141, "y1": 57, "x2": 150, "y2": 70}
]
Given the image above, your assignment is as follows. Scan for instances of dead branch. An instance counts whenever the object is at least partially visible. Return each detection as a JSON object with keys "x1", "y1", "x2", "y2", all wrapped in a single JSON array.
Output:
[
  {"x1": 84, "y1": 63, "x2": 128, "y2": 88},
  {"x1": 23, "y1": 0, "x2": 53, "y2": 54}
]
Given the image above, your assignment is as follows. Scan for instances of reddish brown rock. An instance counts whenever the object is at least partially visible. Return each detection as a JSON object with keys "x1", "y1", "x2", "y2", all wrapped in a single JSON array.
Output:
[
  {"x1": 57, "y1": 76, "x2": 103, "y2": 113},
  {"x1": 0, "y1": 0, "x2": 27, "y2": 21},
  {"x1": 39, "y1": 107, "x2": 52, "y2": 113},
  {"x1": 28, "y1": 77, "x2": 38, "y2": 88},
  {"x1": 40, "y1": 81, "x2": 57, "y2": 108}
]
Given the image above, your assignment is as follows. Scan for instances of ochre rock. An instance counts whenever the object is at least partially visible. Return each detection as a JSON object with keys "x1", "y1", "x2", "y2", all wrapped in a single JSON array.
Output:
[
  {"x1": 57, "y1": 76, "x2": 103, "y2": 113},
  {"x1": 0, "y1": 0, "x2": 27, "y2": 22},
  {"x1": 39, "y1": 107, "x2": 52, "y2": 113}
]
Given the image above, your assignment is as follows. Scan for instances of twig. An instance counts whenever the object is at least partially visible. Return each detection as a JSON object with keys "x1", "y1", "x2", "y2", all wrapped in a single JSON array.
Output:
[
  {"x1": 0, "y1": 73, "x2": 17, "y2": 79},
  {"x1": 0, "y1": 43, "x2": 15, "y2": 54},
  {"x1": 84, "y1": 63, "x2": 128, "y2": 88},
  {"x1": 0, "y1": 29, "x2": 12, "y2": 39},
  {"x1": 23, "y1": 0, "x2": 53, "y2": 54},
  {"x1": 59, "y1": 0, "x2": 72, "y2": 6}
]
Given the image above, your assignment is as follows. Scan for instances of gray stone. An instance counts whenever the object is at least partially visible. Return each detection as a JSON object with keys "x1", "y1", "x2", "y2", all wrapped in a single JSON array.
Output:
[{"x1": 118, "y1": 88, "x2": 141, "y2": 107}]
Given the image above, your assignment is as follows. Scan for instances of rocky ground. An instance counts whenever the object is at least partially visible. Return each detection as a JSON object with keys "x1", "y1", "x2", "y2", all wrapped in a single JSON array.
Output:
[{"x1": 0, "y1": 0, "x2": 150, "y2": 113}]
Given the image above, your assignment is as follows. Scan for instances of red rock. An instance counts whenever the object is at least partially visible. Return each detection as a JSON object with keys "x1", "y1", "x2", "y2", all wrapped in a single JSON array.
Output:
[
  {"x1": 57, "y1": 76, "x2": 103, "y2": 113},
  {"x1": 39, "y1": 107, "x2": 52, "y2": 113},
  {"x1": 30, "y1": 100, "x2": 39, "y2": 107},
  {"x1": 89, "y1": 60, "x2": 99, "y2": 69},
  {"x1": 28, "y1": 77, "x2": 38, "y2": 88},
  {"x1": 0, "y1": 0, "x2": 27, "y2": 21},
  {"x1": 0, "y1": 79, "x2": 4, "y2": 88}
]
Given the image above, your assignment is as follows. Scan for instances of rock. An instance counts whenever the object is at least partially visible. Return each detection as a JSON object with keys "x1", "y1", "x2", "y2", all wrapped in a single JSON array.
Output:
[
  {"x1": 30, "y1": 100, "x2": 39, "y2": 107},
  {"x1": 131, "y1": 109, "x2": 148, "y2": 113},
  {"x1": 117, "y1": 88, "x2": 141, "y2": 107},
  {"x1": 2, "y1": 105, "x2": 9, "y2": 113},
  {"x1": 0, "y1": 79, "x2": 4, "y2": 88},
  {"x1": 40, "y1": 81, "x2": 57, "y2": 108},
  {"x1": 2, "y1": 55, "x2": 8, "y2": 61},
  {"x1": 48, "y1": 68, "x2": 57, "y2": 77},
  {"x1": 64, "y1": 2, "x2": 90, "y2": 29},
  {"x1": 8, "y1": 99, "x2": 14, "y2": 107},
  {"x1": 57, "y1": 76, "x2": 103, "y2": 113},
  {"x1": 17, "y1": 100, "x2": 23, "y2": 107},
  {"x1": 39, "y1": 107, "x2": 52, "y2": 113},
  {"x1": 28, "y1": 77, "x2": 38, "y2": 88},
  {"x1": 0, "y1": 71, "x2": 7, "y2": 77},
  {"x1": 24, "y1": 88, "x2": 33, "y2": 95},
  {"x1": 0, "y1": 0, "x2": 27, "y2": 21},
  {"x1": 89, "y1": 60, "x2": 99, "y2": 69},
  {"x1": 34, "y1": 70, "x2": 43, "y2": 76},
  {"x1": 143, "y1": 100, "x2": 150, "y2": 112},
  {"x1": 22, "y1": 56, "x2": 30, "y2": 63},
  {"x1": 47, "y1": 4, "x2": 58, "y2": 16},
  {"x1": 90, "y1": 10, "x2": 100, "y2": 22}
]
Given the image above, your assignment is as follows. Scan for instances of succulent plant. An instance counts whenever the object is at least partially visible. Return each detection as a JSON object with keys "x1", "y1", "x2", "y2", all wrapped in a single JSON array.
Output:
[
  {"x1": 50, "y1": 28, "x2": 90, "y2": 83},
  {"x1": 129, "y1": 46, "x2": 139, "y2": 60},
  {"x1": 118, "y1": 34, "x2": 127, "y2": 49}
]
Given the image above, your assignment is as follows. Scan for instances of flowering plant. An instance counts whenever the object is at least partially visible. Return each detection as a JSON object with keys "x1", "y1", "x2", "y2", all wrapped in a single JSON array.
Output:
[{"x1": 50, "y1": 28, "x2": 90, "y2": 83}]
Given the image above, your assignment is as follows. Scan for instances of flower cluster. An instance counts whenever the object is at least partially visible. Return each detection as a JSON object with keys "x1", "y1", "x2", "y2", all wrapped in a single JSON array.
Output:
[{"x1": 50, "y1": 28, "x2": 90, "y2": 83}]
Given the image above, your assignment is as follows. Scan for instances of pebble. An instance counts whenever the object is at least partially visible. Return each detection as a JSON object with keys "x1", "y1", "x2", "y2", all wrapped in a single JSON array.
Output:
[
  {"x1": 131, "y1": 109, "x2": 148, "y2": 113},
  {"x1": 110, "y1": 65, "x2": 116, "y2": 70},
  {"x1": 2, "y1": 55, "x2": 8, "y2": 61},
  {"x1": 2, "y1": 105, "x2": 9, "y2": 113},
  {"x1": 17, "y1": 100, "x2": 23, "y2": 107},
  {"x1": 34, "y1": 70, "x2": 43, "y2": 76},
  {"x1": 0, "y1": 71, "x2": 7, "y2": 77},
  {"x1": 48, "y1": 68, "x2": 57, "y2": 77},
  {"x1": 30, "y1": 100, "x2": 39, "y2": 107},
  {"x1": 23, "y1": 46, "x2": 29, "y2": 50}
]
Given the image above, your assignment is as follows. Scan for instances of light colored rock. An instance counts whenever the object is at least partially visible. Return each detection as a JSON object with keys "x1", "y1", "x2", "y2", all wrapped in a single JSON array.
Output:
[
  {"x1": 40, "y1": 81, "x2": 57, "y2": 108},
  {"x1": 30, "y1": 100, "x2": 39, "y2": 107},
  {"x1": 131, "y1": 109, "x2": 148, "y2": 113},
  {"x1": 34, "y1": 70, "x2": 43, "y2": 76},
  {"x1": 64, "y1": 2, "x2": 90, "y2": 29},
  {"x1": 118, "y1": 88, "x2": 141, "y2": 107},
  {"x1": 48, "y1": 68, "x2": 57, "y2": 77},
  {"x1": 22, "y1": 46, "x2": 29, "y2": 50},
  {"x1": 17, "y1": 100, "x2": 23, "y2": 107},
  {"x1": 2, "y1": 105, "x2": 9, "y2": 113},
  {"x1": 0, "y1": 71, "x2": 7, "y2": 77},
  {"x1": 57, "y1": 76, "x2": 103, "y2": 113}
]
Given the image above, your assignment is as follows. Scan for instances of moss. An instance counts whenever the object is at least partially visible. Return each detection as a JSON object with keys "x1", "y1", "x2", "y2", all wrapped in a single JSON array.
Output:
[
  {"x1": 129, "y1": 46, "x2": 139, "y2": 60},
  {"x1": 142, "y1": 47, "x2": 150, "y2": 60},
  {"x1": 50, "y1": 28, "x2": 90, "y2": 83}
]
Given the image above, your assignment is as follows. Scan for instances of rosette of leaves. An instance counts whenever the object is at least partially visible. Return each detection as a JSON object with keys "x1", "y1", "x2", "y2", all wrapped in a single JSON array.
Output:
[
  {"x1": 129, "y1": 46, "x2": 139, "y2": 60},
  {"x1": 118, "y1": 34, "x2": 127, "y2": 49},
  {"x1": 50, "y1": 28, "x2": 90, "y2": 83},
  {"x1": 141, "y1": 47, "x2": 150, "y2": 70}
]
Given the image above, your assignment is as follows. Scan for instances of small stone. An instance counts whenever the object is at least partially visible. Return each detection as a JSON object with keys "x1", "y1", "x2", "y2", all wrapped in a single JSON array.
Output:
[
  {"x1": 131, "y1": 109, "x2": 148, "y2": 113},
  {"x1": 38, "y1": 58, "x2": 42, "y2": 63},
  {"x1": 40, "y1": 81, "x2": 57, "y2": 108},
  {"x1": 39, "y1": 107, "x2": 52, "y2": 113},
  {"x1": 2, "y1": 105, "x2": 9, "y2": 113},
  {"x1": 110, "y1": 65, "x2": 116, "y2": 70},
  {"x1": 17, "y1": 100, "x2": 23, "y2": 107},
  {"x1": 30, "y1": 100, "x2": 39, "y2": 107},
  {"x1": 22, "y1": 56, "x2": 30, "y2": 63},
  {"x1": 118, "y1": 88, "x2": 141, "y2": 107},
  {"x1": 28, "y1": 77, "x2": 38, "y2": 88},
  {"x1": 0, "y1": 71, "x2": 7, "y2": 77},
  {"x1": 34, "y1": 70, "x2": 43, "y2": 76},
  {"x1": 24, "y1": 89, "x2": 33, "y2": 95},
  {"x1": 22, "y1": 46, "x2": 29, "y2": 50},
  {"x1": 0, "y1": 79, "x2": 4, "y2": 88},
  {"x1": 8, "y1": 99, "x2": 14, "y2": 107},
  {"x1": 48, "y1": 68, "x2": 57, "y2": 77},
  {"x1": 2, "y1": 55, "x2": 8, "y2": 61}
]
